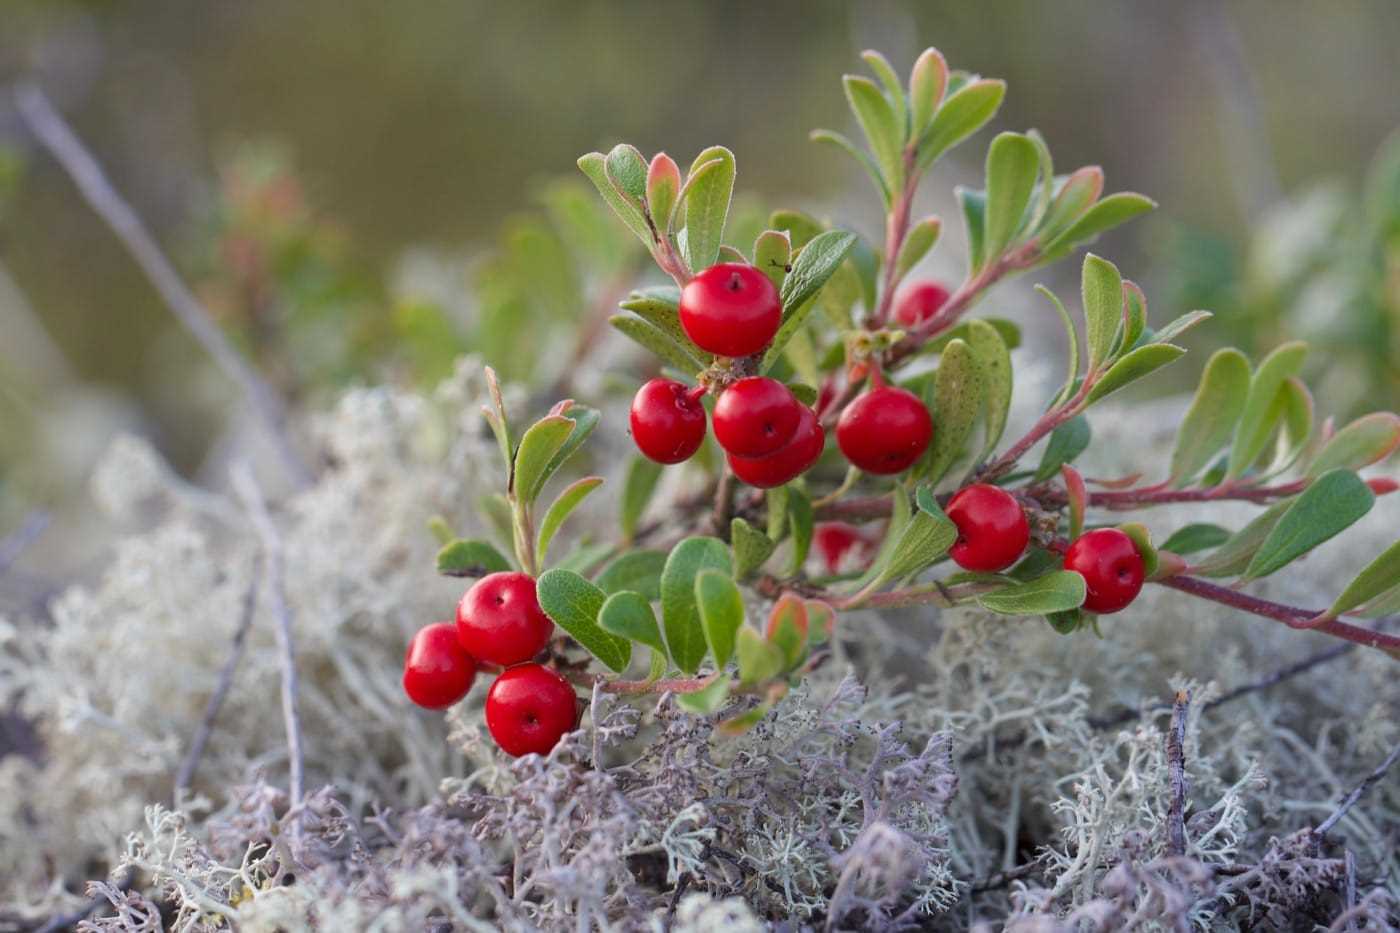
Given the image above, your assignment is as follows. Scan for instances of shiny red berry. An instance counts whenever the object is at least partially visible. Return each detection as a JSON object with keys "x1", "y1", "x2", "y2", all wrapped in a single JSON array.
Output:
[
  {"x1": 814, "y1": 522, "x2": 872, "y2": 574},
  {"x1": 895, "y1": 281, "x2": 951, "y2": 328},
  {"x1": 1063, "y1": 528, "x2": 1145, "y2": 614},
  {"x1": 402, "y1": 622, "x2": 478, "y2": 709},
  {"x1": 679, "y1": 262, "x2": 782, "y2": 357},
  {"x1": 726, "y1": 405, "x2": 825, "y2": 488},
  {"x1": 836, "y1": 386, "x2": 934, "y2": 475},
  {"x1": 456, "y1": 572, "x2": 554, "y2": 666},
  {"x1": 485, "y1": 663, "x2": 578, "y2": 757},
  {"x1": 630, "y1": 378, "x2": 707, "y2": 464},
  {"x1": 946, "y1": 484, "x2": 1030, "y2": 572},
  {"x1": 713, "y1": 377, "x2": 803, "y2": 457}
]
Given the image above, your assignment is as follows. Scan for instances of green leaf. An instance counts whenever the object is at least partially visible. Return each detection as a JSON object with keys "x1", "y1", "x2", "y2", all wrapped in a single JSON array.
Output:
[
  {"x1": 1045, "y1": 608, "x2": 1085, "y2": 634},
  {"x1": 753, "y1": 229, "x2": 792, "y2": 289},
  {"x1": 681, "y1": 146, "x2": 736, "y2": 273},
  {"x1": 1034, "y1": 416, "x2": 1091, "y2": 481},
  {"x1": 598, "y1": 590, "x2": 666, "y2": 654},
  {"x1": 920, "y1": 338, "x2": 983, "y2": 484},
  {"x1": 769, "y1": 209, "x2": 823, "y2": 249},
  {"x1": 604, "y1": 143, "x2": 648, "y2": 205},
  {"x1": 966, "y1": 319, "x2": 1013, "y2": 461},
  {"x1": 1042, "y1": 192, "x2": 1157, "y2": 258},
  {"x1": 1307, "y1": 412, "x2": 1400, "y2": 478},
  {"x1": 436, "y1": 538, "x2": 512, "y2": 577},
  {"x1": 766, "y1": 485, "x2": 789, "y2": 540},
  {"x1": 977, "y1": 570, "x2": 1087, "y2": 615},
  {"x1": 512, "y1": 415, "x2": 574, "y2": 503},
  {"x1": 1152, "y1": 310, "x2": 1213, "y2": 345},
  {"x1": 916, "y1": 79, "x2": 1006, "y2": 173},
  {"x1": 1266, "y1": 377, "x2": 1314, "y2": 475},
  {"x1": 1081, "y1": 254, "x2": 1123, "y2": 373},
  {"x1": 610, "y1": 314, "x2": 704, "y2": 374},
  {"x1": 736, "y1": 626, "x2": 784, "y2": 686},
  {"x1": 1063, "y1": 465, "x2": 1087, "y2": 539},
  {"x1": 786, "y1": 485, "x2": 815, "y2": 577},
  {"x1": 764, "y1": 230, "x2": 858, "y2": 370},
  {"x1": 428, "y1": 515, "x2": 455, "y2": 546},
  {"x1": 983, "y1": 132, "x2": 1040, "y2": 259},
  {"x1": 1170, "y1": 348, "x2": 1251, "y2": 486},
  {"x1": 1160, "y1": 523, "x2": 1231, "y2": 556},
  {"x1": 1024, "y1": 129, "x2": 1056, "y2": 228},
  {"x1": 765, "y1": 592, "x2": 809, "y2": 670},
  {"x1": 811, "y1": 128, "x2": 891, "y2": 206},
  {"x1": 1228, "y1": 342, "x2": 1308, "y2": 480},
  {"x1": 861, "y1": 49, "x2": 906, "y2": 119},
  {"x1": 867, "y1": 488, "x2": 958, "y2": 588},
  {"x1": 717, "y1": 701, "x2": 773, "y2": 736},
  {"x1": 894, "y1": 216, "x2": 942, "y2": 280},
  {"x1": 908, "y1": 47, "x2": 948, "y2": 139},
  {"x1": 540, "y1": 406, "x2": 598, "y2": 494},
  {"x1": 730, "y1": 517, "x2": 775, "y2": 579},
  {"x1": 620, "y1": 456, "x2": 663, "y2": 543},
  {"x1": 844, "y1": 75, "x2": 904, "y2": 192},
  {"x1": 852, "y1": 485, "x2": 912, "y2": 591},
  {"x1": 1038, "y1": 165, "x2": 1104, "y2": 241},
  {"x1": 1119, "y1": 281, "x2": 1147, "y2": 354},
  {"x1": 1084, "y1": 343, "x2": 1185, "y2": 405},
  {"x1": 1328, "y1": 538, "x2": 1400, "y2": 618},
  {"x1": 537, "y1": 476, "x2": 603, "y2": 564},
  {"x1": 481, "y1": 367, "x2": 513, "y2": 474},
  {"x1": 619, "y1": 291, "x2": 709, "y2": 362},
  {"x1": 695, "y1": 569, "x2": 744, "y2": 670},
  {"x1": 1037, "y1": 285, "x2": 1081, "y2": 408},
  {"x1": 578, "y1": 151, "x2": 653, "y2": 249},
  {"x1": 536, "y1": 569, "x2": 632, "y2": 672},
  {"x1": 1243, "y1": 469, "x2": 1373, "y2": 581},
  {"x1": 1116, "y1": 522, "x2": 1159, "y2": 578},
  {"x1": 660, "y1": 537, "x2": 733, "y2": 673},
  {"x1": 675, "y1": 674, "x2": 731, "y2": 714},
  {"x1": 595, "y1": 550, "x2": 667, "y2": 601},
  {"x1": 958, "y1": 187, "x2": 987, "y2": 275},
  {"x1": 1192, "y1": 499, "x2": 1293, "y2": 577}
]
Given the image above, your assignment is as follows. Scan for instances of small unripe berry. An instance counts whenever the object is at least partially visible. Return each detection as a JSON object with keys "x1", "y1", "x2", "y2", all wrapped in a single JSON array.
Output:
[
  {"x1": 679, "y1": 262, "x2": 782, "y2": 357},
  {"x1": 727, "y1": 405, "x2": 825, "y2": 488},
  {"x1": 712, "y1": 377, "x2": 803, "y2": 457},
  {"x1": 836, "y1": 385, "x2": 934, "y2": 475},
  {"x1": 402, "y1": 622, "x2": 478, "y2": 709},
  {"x1": 456, "y1": 572, "x2": 554, "y2": 666},
  {"x1": 630, "y1": 378, "x2": 707, "y2": 464},
  {"x1": 947, "y1": 484, "x2": 1030, "y2": 572},
  {"x1": 814, "y1": 522, "x2": 872, "y2": 574},
  {"x1": 485, "y1": 663, "x2": 578, "y2": 757},
  {"x1": 1063, "y1": 528, "x2": 1145, "y2": 614},
  {"x1": 895, "y1": 280, "x2": 951, "y2": 328}
]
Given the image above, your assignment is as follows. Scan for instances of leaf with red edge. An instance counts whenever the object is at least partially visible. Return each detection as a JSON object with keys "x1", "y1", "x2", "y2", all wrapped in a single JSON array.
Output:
[{"x1": 1062, "y1": 464, "x2": 1087, "y2": 540}]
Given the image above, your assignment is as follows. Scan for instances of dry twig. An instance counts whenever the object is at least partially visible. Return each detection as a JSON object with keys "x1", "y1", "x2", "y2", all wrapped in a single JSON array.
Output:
[{"x1": 1166, "y1": 689, "x2": 1190, "y2": 857}]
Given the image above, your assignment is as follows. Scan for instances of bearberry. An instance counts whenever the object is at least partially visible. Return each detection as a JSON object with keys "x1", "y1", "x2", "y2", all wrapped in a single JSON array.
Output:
[
  {"x1": 456, "y1": 572, "x2": 554, "y2": 666},
  {"x1": 1063, "y1": 528, "x2": 1145, "y2": 614},
  {"x1": 629, "y1": 378, "x2": 707, "y2": 464},
  {"x1": 679, "y1": 262, "x2": 782, "y2": 357},
  {"x1": 712, "y1": 377, "x2": 803, "y2": 457},
  {"x1": 835, "y1": 385, "x2": 934, "y2": 475},
  {"x1": 947, "y1": 484, "x2": 1030, "y2": 572},
  {"x1": 814, "y1": 522, "x2": 873, "y2": 574},
  {"x1": 402, "y1": 622, "x2": 478, "y2": 709},
  {"x1": 485, "y1": 663, "x2": 578, "y2": 757},
  {"x1": 895, "y1": 280, "x2": 951, "y2": 328},
  {"x1": 726, "y1": 404, "x2": 825, "y2": 488}
]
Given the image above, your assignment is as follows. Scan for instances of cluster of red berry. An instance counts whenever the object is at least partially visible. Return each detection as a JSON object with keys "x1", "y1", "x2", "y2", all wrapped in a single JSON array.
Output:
[{"x1": 402, "y1": 572, "x2": 578, "y2": 756}]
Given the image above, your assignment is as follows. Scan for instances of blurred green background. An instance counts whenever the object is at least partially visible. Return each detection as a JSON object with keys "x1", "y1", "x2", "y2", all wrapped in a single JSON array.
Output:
[{"x1": 1, "y1": 0, "x2": 1399, "y2": 523}]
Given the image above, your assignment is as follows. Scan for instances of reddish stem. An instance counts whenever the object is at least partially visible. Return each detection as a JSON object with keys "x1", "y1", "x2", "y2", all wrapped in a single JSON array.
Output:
[
  {"x1": 1035, "y1": 478, "x2": 1311, "y2": 511},
  {"x1": 869, "y1": 149, "x2": 920, "y2": 329}
]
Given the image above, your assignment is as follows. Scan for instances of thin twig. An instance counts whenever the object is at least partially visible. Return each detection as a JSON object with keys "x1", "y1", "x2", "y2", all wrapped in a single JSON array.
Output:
[
  {"x1": 172, "y1": 555, "x2": 263, "y2": 798},
  {"x1": 710, "y1": 467, "x2": 735, "y2": 539},
  {"x1": 0, "y1": 510, "x2": 49, "y2": 577},
  {"x1": 1342, "y1": 849, "x2": 1358, "y2": 933},
  {"x1": 13, "y1": 84, "x2": 311, "y2": 487},
  {"x1": 34, "y1": 872, "x2": 132, "y2": 933},
  {"x1": 1314, "y1": 739, "x2": 1400, "y2": 837},
  {"x1": 231, "y1": 465, "x2": 304, "y2": 807},
  {"x1": 1166, "y1": 689, "x2": 1190, "y2": 858}
]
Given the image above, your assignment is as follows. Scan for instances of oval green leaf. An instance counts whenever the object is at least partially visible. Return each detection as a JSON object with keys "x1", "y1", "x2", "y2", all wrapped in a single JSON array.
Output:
[
  {"x1": 536, "y1": 568, "x2": 632, "y2": 673},
  {"x1": 1242, "y1": 469, "x2": 1373, "y2": 581},
  {"x1": 660, "y1": 537, "x2": 733, "y2": 673}
]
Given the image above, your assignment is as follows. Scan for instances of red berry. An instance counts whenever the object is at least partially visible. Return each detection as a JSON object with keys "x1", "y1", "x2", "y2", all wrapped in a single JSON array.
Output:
[
  {"x1": 895, "y1": 281, "x2": 951, "y2": 328},
  {"x1": 713, "y1": 377, "x2": 803, "y2": 457},
  {"x1": 1063, "y1": 528, "x2": 1145, "y2": 614},
  {"x1": 485, "y1": 663, "x2": 578, "y2": 757},
  {"x1": 727, "y1": 405, "x2": 825, "y2": 488},
  {"x1": 946, "y1": 484, "x2": 1030, "y2": 572},
  {"x1": 456, "y1": 572, "x2": 554, "y2": 666},
  {"x1": 402, "y1": 622, "x2": 478, "y2": 709},
  {"x1": 679, "y1": 263, "x2": 782, "y2": 357},
  {"x1": 836, "y1": 386, "x2": 934, "y2": 475},
  {"x1": 814, "y1": 522, "x2": 872, "y2": 574},
  {"x1": 630, "y1": 378, "x2": 707, "y2": 464}
]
